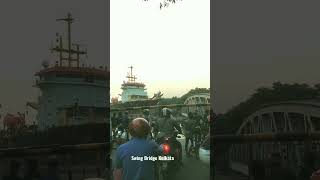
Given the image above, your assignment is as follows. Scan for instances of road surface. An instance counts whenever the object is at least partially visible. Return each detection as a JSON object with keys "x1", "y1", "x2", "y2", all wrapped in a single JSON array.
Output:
[{"x1": 174, "y1": 135, "x2": 210, "y2": 180}]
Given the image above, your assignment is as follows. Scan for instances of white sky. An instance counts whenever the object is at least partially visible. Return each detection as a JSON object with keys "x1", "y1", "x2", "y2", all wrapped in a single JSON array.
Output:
[{"x1": 110, "y1": 0, "x2": 210, "y2": 100}]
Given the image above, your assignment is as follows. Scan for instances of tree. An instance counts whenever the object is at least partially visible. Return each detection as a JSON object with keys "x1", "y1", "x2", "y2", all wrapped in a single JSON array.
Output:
[
  {"x1": 180, "y1": 88, "x2": 210, "y2": 103},
  {"x1": 213, "y1": 82, "x2": 320, "y2": 135},
  {"x1": 143, "y1": 0, "x2": 183, "y2": 10}
]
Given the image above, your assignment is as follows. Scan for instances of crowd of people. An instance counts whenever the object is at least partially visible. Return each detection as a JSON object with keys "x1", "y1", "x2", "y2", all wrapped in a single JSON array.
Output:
[
  {"x1": 111, "y1": 107, "x2": 211, "y2": 180},
  {"x1": 111, "y1": 108, "x2": 210, "y2": 147}
]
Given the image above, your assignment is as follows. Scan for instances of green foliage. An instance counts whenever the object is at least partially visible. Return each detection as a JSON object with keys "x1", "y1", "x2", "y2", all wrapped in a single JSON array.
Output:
[
  {"x1": 180, "y1": 88, "x2": 210, "y2": 102},
  {"x1": 158, "y1": 96, "x2": 182, "y2": 105},
  {"x1": 157, "y1": 88, "x2": 210, "y2": 105},
  {"x1": 214, "y1": 82, "x2": 320, "y2": 134}
]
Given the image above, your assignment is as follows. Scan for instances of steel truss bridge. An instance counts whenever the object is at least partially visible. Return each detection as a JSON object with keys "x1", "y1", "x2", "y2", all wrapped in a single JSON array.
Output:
[{"x1": 213, "y1": 101, "x2": 320, "y2": 179}]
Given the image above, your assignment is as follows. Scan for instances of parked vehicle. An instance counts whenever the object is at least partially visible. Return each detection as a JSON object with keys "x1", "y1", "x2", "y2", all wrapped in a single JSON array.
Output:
[{"x1": 199, "y1": 133, "x2": 210, "y2": 165}]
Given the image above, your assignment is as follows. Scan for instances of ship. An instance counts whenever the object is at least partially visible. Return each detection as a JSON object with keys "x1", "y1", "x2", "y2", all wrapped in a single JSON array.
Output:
[
  {"x1": 111, "y1": 66, "x2": 162, "y2": 108},
  {"x1": 120, "y1": 66, "x2": 148, "y2": 103},
  {"x1": 1, "y1": 13, "x2": 109, "y2": 147}
]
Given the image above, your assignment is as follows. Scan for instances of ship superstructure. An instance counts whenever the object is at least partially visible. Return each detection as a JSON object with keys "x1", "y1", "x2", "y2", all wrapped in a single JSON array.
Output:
[
  {"x1": 34, "y1": 13, "x2": 109, "y2": 130},
  {"x1": 120, "y1": 66, "x2": 148, "y2": 103}
]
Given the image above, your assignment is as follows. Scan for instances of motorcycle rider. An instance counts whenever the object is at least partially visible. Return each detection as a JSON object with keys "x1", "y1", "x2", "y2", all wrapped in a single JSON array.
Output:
[
  {"x1": 193, "y1": 110, "x2": 202, "y2": 148},
  {"x1": 143, "y1": 109, "x2": 155, "y2": 139},
  {"x1": 111, "y1": 112, "x2": 118, "y2": 138},
  {"x1": 119, "y1": 111, "x2": 130, "y2": 141},
  {"x1": 184, "y1": 112, "x2": 195, "y2": 157},
  {"x1": 115, "y1": 112, "x2": 124, "y2": 139},
  {"x1": 143, "y1": 109, "x2": 150, "y2": 122},
  {"x1": 201, "y1": 110, "x2": 210, "y2": 140},
  {"x1": 154, "y1": 107, "x2": 183, "y2": 166}
]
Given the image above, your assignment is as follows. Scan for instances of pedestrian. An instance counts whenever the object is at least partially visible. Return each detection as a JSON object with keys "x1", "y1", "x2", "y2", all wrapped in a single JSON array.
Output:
[
  {"x1": 121, "y1": 111, "x2": 130, "y2": 141},
  {"x1": 193, "y1": 112, "x2": 202, "y2": 149},
  {"x1": 142, "y1": 109, "x2": 154, "y2": 139},
  {"x1": 184, "y1": 112, "x2": 195, "y2": 157},
  {"x1": 113, "y1": 118, "x2": 161, "y2": 180},
  {"x1": 111, "y1": 113, "x2": 118, "y2": 135}
]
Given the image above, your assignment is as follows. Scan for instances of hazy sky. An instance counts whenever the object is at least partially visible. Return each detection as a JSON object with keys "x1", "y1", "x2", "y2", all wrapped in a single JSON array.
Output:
[
  {"x1": 0, "y1": 0, "x2": 108, "y2": 114},
  {"x1": 110, "y1": 0, "x2": 210, "y2": 100},
  {"x1": 213, "y1": 0, "x2": 320, "y2": 113}
]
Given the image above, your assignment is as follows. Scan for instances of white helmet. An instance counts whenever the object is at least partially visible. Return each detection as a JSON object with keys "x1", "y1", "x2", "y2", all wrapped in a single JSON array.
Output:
[{"x1": 162, "y1": 108, "x2": 172, "y2": 117}]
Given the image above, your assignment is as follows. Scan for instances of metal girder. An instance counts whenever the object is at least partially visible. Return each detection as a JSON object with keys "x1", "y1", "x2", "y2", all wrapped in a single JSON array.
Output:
[
  {"x1": 212, "y1": 132, "x2": 320, "y2": 143},
  {"x1": 110, "y1": 103, "x2": 210, "y2": 111},
  {"x1": 0, "y1": 142, "x2": 109, "y2": 157}
]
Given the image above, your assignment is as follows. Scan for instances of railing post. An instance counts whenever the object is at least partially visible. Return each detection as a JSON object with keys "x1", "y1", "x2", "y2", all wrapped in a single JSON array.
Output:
[
  {"x1": 96, "y1": 167, "x2": 101, "y2": 177},
  {"x1": 68, "y1": 169, "x2": 72, "y2": 180},
  {"x1": 303, "y1": 136, "x2": 315, "y2": 179},
  {"x1": 248, "y1": 143, "x2": 253, "y2": 180},
  {"x1": 82, "y1": 168, "x2": 86, "y2": 178}
]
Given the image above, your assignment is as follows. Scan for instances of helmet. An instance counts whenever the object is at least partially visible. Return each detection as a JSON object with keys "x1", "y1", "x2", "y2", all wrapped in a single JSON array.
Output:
[
  {"x1": 143, "y1": 109, "x2": 150, "y2": 115},
  {"x1": 162, "y1": 108, "x2": 172, "y2": 118},
  {"x1": 128, "y1": 118, "x2": 151, "y2": 138}
]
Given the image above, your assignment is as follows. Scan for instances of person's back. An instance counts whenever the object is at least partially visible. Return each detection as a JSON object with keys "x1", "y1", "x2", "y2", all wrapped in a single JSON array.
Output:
[
  {"x1": 184, "y1": 114, "x2": 195, "y2": 156},
  {"x1": 184, "y1": 118, "x2": 195, "y2": 138},
  {"x1": 143, "y1": 113, "x2": 155, "y2": 139},
  {"x1": 114, "y1": 118, "x2": 161, "y2": 180},
  {"x1": 115, "y1": 138, "x2": 160, "y2": 180},
  {"x1": 111, "y1": 113, "x2": 118, "y2": 128},
  {"x1": 193, "y1": 115, "x2": 202, "y2": 144},
  {"x1": 155, "y1": 108, "x2": 183, "y2": 166},
  {"x1": 156, "y1": 116, "x2": 178, "y2": 138}
]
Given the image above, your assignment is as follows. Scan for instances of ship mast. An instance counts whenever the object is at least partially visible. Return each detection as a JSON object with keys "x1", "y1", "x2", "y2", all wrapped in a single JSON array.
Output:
[
  {"x1": 51, "y1": 13, "x2": 87, "y2": 67},
  {"x1": 127, "y1": 66, "x2": 137, "y2": 83}
]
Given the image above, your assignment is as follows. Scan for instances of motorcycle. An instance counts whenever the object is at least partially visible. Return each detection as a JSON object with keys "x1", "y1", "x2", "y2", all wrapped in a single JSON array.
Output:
[
  {"x1": 156, "y1": 134, "x2": 182, "y2": 180},
  {"x1": 113, "y1": 127, "x2": 128, "y2": 146}
]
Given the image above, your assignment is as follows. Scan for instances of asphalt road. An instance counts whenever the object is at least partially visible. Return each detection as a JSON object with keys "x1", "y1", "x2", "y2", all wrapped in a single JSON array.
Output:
[{"x1": 174, "y1": 135, "x2": 210, "y2": 180}]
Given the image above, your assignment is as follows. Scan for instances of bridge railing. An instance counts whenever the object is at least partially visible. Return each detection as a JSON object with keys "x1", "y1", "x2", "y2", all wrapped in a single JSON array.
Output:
[
  {"x1": 110, "y1": 103, "x2": 210, "y2": 111},
  {"x1": 213, "y1": 133, "x2": 320, "y2": 179},
  {"x1": 0, "y1": 142, "x2": 110, "y2": 180},
  {"x1": 110, "y1": 103, "x2": 211, "y2": 120}
]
